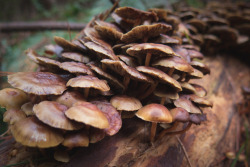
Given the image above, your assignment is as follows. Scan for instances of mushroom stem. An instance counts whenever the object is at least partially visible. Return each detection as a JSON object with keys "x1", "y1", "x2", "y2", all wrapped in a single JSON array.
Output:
[
  {"x1": 123, "y1": 75, "x2": 130, "y2": 90},
  {"x1": 150, "y1": 122, "x2": 157, "y2": 142},
  {"x1": 158, "y1": 122, "x2": 179, "y2": 140},
  {"x1": 145, "y1": 52, "x2": 152, "y2": 66},
  {"x1": 179, "y1": 73, "x2": 186, "y2": 81},
  {"x1": 168, "y1": 68, "x2": 175, "y2": 76},
  {"x1": 160, "y1": 97, "x2": 165, "y2": 105},
  {"x1": 84, "y1": 88, "x2": 90, "y2": 99}
]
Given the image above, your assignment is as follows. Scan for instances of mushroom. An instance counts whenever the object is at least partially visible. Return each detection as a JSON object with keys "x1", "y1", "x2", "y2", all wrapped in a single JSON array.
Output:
[
  {"x1": 58, "y1": 61, "x2": 94, "y2": 76},
  {"x1": 173, "y1": 96, "x2": 202, "y2": 114},
  {"x1": 54, "y1": 36, "x2": 85, "y2": 52},
  {"x1": 65, "y1": 101, "x2": 109, "y2": 129},
  {"x1": 66, "y1": 75, "x2": 110, "y2": 99},
  {"x1": 10, "y1": 116, "x2": 63, "y2": 148},
  {"x1": 3, "y1": 109, "x2": 26, "y2": 125},
  {"x1": 127, "y1": 43, "x2": 178, "y2": 66},
  {"x1": 33, "y1": 101, "x2": 83, "y2": 130},
  {"x1": 8, "y1": 72, "x2": 66, "y2": 95},
  {"x1": 135, "y1": 104, "x2": 173, "y2": 142},
  {"x1": 61, "y1": 52, "x2": 91, "y2": 64},
  {"x1": 62, "y1": 129, "x2": 89, "y2": 148},
  {"x1": 21, "y1": 102, "x2": 35, "y2": 116},
  {"x1": 54, "y1": 149, "x2": 70, "y2": 163},
  {"x1": 0, "y1": 88, "x2": 28, "y2": 110}
]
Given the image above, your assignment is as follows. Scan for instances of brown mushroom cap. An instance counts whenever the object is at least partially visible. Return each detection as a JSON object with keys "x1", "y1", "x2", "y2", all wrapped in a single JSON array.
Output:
[
  {"x1": 3, "y1": 109, "x2": 26, "y2": 125},
  {"x1": 65, "y1": 101, "x2": 109, "y2": 129},
  {"x1": 152, "y1": 56, "x2": 194, "y2": 73},
  {"x1": 0, "y1": 88, "x2": 28, "y2": 110},
  {"x1": 110, "y1": 95, "x2": 142, "y2": 111},
  {"x1": 186, "y1": 19, "x2": 207, "y2": 32},
  {"x1": 154, "y1": 85, "x2": 179, "y2": 100},
  {"x1": 11, "y1": 116, "x2": 63, "y2": 148},
  {"x1": 101, "y1": 59, "x2": 154, "y2": 84},
  {"x1": 33, "y1": 101, "x2": 83, "y2": 130},
  {"x1": 21, "y1": 102, "x2": 34, "y2": 116},
  {"x1": 192, "y1": 84, "x2": 207, "y2": 97},
  {"x1": 136, "y1": 66, "x2": 182, "y2": 91},
  {"x1": 59, "y1": 62, "x2": 94, "y2": 75},
  {"x1": 118, "y1": 55, "x2": 138, "y2": 68},
  {"x1": 136, "y1": 103, "x2": 173, "y2": 123},
  {"x1": 54, "y1": 149, "x2": 70, "y2": 163},
  {"x1": 54, "y1": 90, "x2": 86, "y2": 108},
  {"x1": 186, "y1": 68, "x2": 204, "y2": 79},
  {"x1": 54, "y1": 36, "x2": 84, "y2": 52},
  {"x1": 150, "y1": 34, "x2": 181, "y2": 45},
  {"x1": 89, "y1": 127, "x2": 106, "y2": 144},
  {"x1": 189, "y1": 94, "x2": 213, "y2": 107},
  {"x1": 92, "y1": 101, "x2": 122, "y2": 136},
  {"x1": 61, "y1": 52, "x2": 91, "y2": 63},
  {"x1": 190, "y1": 61, "x2": 210, "y2": 75},
  {"x1": 174, "y1": 97, "x2": 202, "y2": 114},
  {"x1": 66, "y1": 75, "x2": 110, "y2": 92},
  {"x1": 36, "y1": 56, "x2": 61, "y2": 67},
  {"x1": 127, "y1": 43, "x2": 178, "y2": 58},
  {"x1": 180, "y1": 82, "x2": 196, "y2": 93},
  {"x1": 170, "y1": 107, "x2": 190, "y2": 122},
  {"x1": 8, "y1": 72, "x2": 66, "y2": 95},
  {"x1": 121, "y1": 23, "x2": 172, "y2": 43},
  {"x1": 62, "y1": 129, "x2": 89, "y2": 148}
]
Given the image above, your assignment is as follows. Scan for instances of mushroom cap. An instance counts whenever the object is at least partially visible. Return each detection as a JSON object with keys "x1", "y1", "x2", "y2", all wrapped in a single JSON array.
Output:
[
  {"x1": 152, "y1": 56, "x2": 194, "y2": 73},
  {"x1": 65, "y1": 101, "x2": 109, "y2": 129},
  {"x1": 8, "y1": 72, "x2": 66, "y2": 95},
  {"x1": 54, "y1": 150, "x2": 70, "y2": 163},
  {"x1": 61, "y1": 52, "x2": 90, "y2": 63},
  {"x1": 192, "y1": 84, "x2": 207, "y2": 97},
  {"x1": 127, "y1": 43, "x2": 178, "y2": 58},
  {"x1": 89, "y1": 127, "x2": 106, "y2": 144},
  {"x1": 180, "y1": 82, "x2": 196, "y2": 93},
  {"x1": 3, "y1": 109, "x2": 26, "y2": 125},
  {"x1": 136, "y1": 66, "x2": 182, "y2": 91},
  {"x1": 62, "y1": 129, "x2": 89, "y2": 148},
  {"x1": 11, "y1": 116, "x2": 63, "y2": 148},
  {"x1": 154, "y1": 85, "x2": 179, "y2": 100},
  {"x1": 121, "y1": 23, "x2": 172, "y2": 43},
  {"x1": 186, "y1": 19, "x2": 207, "y2": 32},
  {"x1": 25, "y1": 48, "x2": 39, "y2": 63},
  {"x1": 66, "y1": 75, "x2": 110, "y2": 92},
  {"x1": 92, "y1": 101, "x2": 122, "y2": 136},
  {"x1": 21, "y1": 102, "x2": 35, "y2": 116},
  {"x1": 170, "y1": 107, "x2": 190, "y2": 122},
  {"x1": 148, "y1": 8, "x2": 168, "y2": 20},
  {"x1": 150, "y1": 34, "x2": 181, "y2": 45},
  {"x1": 136, "y1": 103, "x2": 173, "y2": 123},
  {"x1": 110, "y1": 95, "x2": 142, "y2": 111},
  {"x1": 94, "y1": 22, "x2": 123, "y2": 41},
  {"x1": 187, "y1": 68, "x2": 204, "y2": 79},
  {"x1": 44, "y1": 44, "x2": 63, "y2": 56},
  {"x1": 36, "y1": 56, "x2": 61, "y2": 67},
  {"x1": 33, "y1": 101, "x2": 83, "y2": 130},
  {"x1": 189, "y1": 94, "x2": 213, "y2": 107},
  {"x1": 54, "y1": 90, "x2": 86, "y2": 108},
  {"x1": 118, "y1": 55, "x2": 138, "y2": 68},
  {"x1": 174, "y1": 97, "x2": 202, "y2": 114},
  {"x1": 188, "y1": 50, "x2": 204, "y2": 60},
  {"x1": 101, "y1": 59, "x2": 153, "y2": 83},
  {"x1": 190, "y1": 61, "x2": 210, "y2": 75},
  {"x1": 54, "y1": 36, "x2": 84, "y2": 52},
  {"x1": 0, "y1": 88, "x2": 28, "y2": 110},
  {"x1": 59, "y1": 61, "x2": 94, "y2": 75},
  {"x1": 88, "y1": 63, "x2": 125, "y2": 92}
]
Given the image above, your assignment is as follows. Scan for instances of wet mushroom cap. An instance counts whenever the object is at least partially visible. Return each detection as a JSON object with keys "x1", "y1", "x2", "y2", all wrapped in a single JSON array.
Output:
[
  {"x1": 136, "y1": 103, "x2": 173, "y2": 123},
  {"x1": 62, "y1": 129, "x2": 89, "y2": 148},
  {"x1": 65, "y1": 101, "x2": 109, "y2": 129},
  {"x1": 110, "y1": 95, "x2": 142, "y2": 111},
  {"x1": 92, "y1": 101, "x2": 122, "y2": 136},
  {"x1": 0, "y1": 88, "x2": 28, "y2": 110},
  {"x1": 66, "y1": 75, "x2": 110, "y2": 92},
  {"x1": 8, "y1": 72, "x2": 66, "y2": 95},
  {"x1": 10, "y1": 116, "x2": 63, "y2": 148},
  {"x1": 33, "y1": 101, "x2": 83, "y2": 130}
]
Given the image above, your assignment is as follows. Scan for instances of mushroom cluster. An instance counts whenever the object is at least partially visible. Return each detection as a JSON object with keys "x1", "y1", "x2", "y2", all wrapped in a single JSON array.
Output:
[
  {"x1": 0, "y1": 5, "x2": 212, "y2": 161},
  {"x1": 173, "y1": 1, "x2": 250, "y2": 56}
]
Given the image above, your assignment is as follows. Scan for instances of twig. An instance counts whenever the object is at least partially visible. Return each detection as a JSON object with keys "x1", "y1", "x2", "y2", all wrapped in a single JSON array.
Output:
[
  {"x1": 0, "y1": 21, "x2": 86, "y2": 32},
  {"x1": 176, "y1": 136, "x2": 193, "y2": 167}
]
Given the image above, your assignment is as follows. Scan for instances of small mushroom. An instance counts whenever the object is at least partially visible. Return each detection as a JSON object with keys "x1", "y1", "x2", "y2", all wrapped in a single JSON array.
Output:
[
  {"x1": 136, "y1": 104, "x2": 172, "y2": 142},
  {"x1": 174, "y1": 96, "x2": 202, "y2": 114},
  {"x1": 3, "y1": 109, "x2": 26, "y2": 125}
]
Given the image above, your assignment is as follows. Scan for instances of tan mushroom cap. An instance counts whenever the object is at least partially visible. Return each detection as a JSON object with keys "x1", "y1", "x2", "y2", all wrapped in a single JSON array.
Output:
[
  {"x1": 148, "y1": 8, "x2": 168, "y2": 20},
  {"x1": 3, "y1": 109, "x2": 26, "y2": 125},
  {"x1": 54, "y1": 36, "x2": 84, "y2": 52},
  {"x1": 189, "y1": 94, "x2": 213, "y2": 107},
  {"x1": 101, "y1": 59, "x2": 154, "y2": 84},
  {"x1": 115, "y1": 7, "x2": 158, "y2": 22},
  {"x1": 36, "y1": 56, "x2": 61, "y2": 67},
  {"x1": 127, "y1": 43, "x2": 178, "y2": 58},
  {"x1": 150, "y1": 34, "x2": 181, "y2": 45},
  {"x1": 136, "y1": 103, "x2": 173, "y2": 123},
  {"x1": 8, "y1": 72, "x2": 66, "y2": 95},
  {"x1": 65, "y1": 101, "x2": 109, "y2": 129},
  {"x1": 33, "y1": 101, "x2": 83, "y2": 130},
  {"x1": 92, "y1": 101, "x2": 122, "y2": 136},
  {"x1": 170, "y1": 107, "x2": 190, "y2": 122},
  {"x1": 62, "y1": 129, "x2": 89, "y2": 148},
  {"x1": 152, "y1": 56, "x2": 194, "y2": 73},
  {"x1": 180, "y1": 82, "x2": 196, "y2": 93},
  {"x1": 21, "y1": 102, "x2": 34, "y2": 116},
  {"x1": 0, "y1": 88, "x2": 28, "y2": 110},
  {"x1": 88, "y1": 63, "x2": 125, "y2": 92},
  {"x1": 59, "y1": 62, "x2": 94, "y2": 75},
  {"x1": 54, "y1": 150, "x2": 70, "y2": 163},
  {"x1": 54, "y1": 90, "x2": 86, "y2": 108},
  {"x1": 188, "y1": 50, "x2": 204, "y2": 60},
  {"x1": 110, "y1": 95, "x2": 142, "y2": 111},
  {"x1": 136, "y1": 66, "x2": 182, "y2": 91},
  {"x1": 174, "y1": 97, "x2": 201, "y2": 114},
  {"x1": 121, "y1": 23, "x2": 172, "y2": 43},
  {"x1": 84, "y1": 41, "x2": 118, "y2": 60},
  {"x1": 25, "y1": 48, "x2": 39, "y2": 63},
  {"x1": 118, "y1": 55, "x2": 138, "y2": 68},
  {"x1": 61, "y1": 52, "x2": 90, "y2": 63},
  {"x1": 192, "y1": 84, "x2": 207, "y2": 97},
  {"x1": 11, "y1": 116, "x2": 63, "y2": 148},
  {"x1": 187, "y1": 68, "x2": 204, "y2": 79},
  {"x1": 44, "y1": 44, "x2": 63, "y2": 55},
  {"x1": 67, "y1": 75, "x2": 110, "y2": 92},
  {"x1": 190, "y1": 61, "x2": 210, "y2": 75}
]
